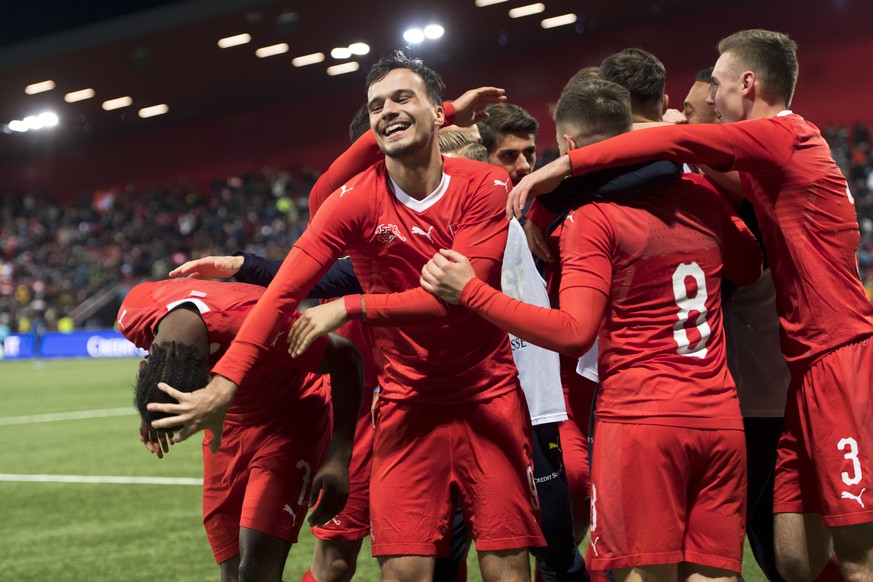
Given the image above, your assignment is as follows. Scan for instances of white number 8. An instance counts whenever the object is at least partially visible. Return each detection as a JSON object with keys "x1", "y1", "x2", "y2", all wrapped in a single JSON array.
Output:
[{"x1": 671, "y1": 262, "x2": 711, "y2": 359}]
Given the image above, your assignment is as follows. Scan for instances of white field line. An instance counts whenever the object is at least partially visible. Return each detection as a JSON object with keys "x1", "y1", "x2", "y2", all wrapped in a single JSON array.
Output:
[
  {"x1": 0, "y1": 474, "x2": 201, "y2": 486},
  {"x1": 0, "y1": 407, "x2": 135, "y2": 426}
]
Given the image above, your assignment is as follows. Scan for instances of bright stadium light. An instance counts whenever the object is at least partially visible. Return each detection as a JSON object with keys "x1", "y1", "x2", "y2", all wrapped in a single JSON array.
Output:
[
  {"x1": 217, "y1": 33, "x2": 251, "y2": 48},
  {"x1": 509, "y1": 3, "x2": 546, "y2": 18},
  {"x1": 256, "y1": 43, "x2": 289, "y2": 58},
  {"x1": 331, "y1": 47, "x2": 352, "y2": 59},
  {"x1": 348, "y1": 42, "x2": 370, "y2": 56},
  {"x1": 292, "y1": 52, "x2": 325, "y2": 67},
  {"x1": 8, "y1": 120, "x2": 28, "y2": 132},
  {"x1": 24, "y1": 115, "x2": 44, "y2": 130},
  {"x1": 103, "y1": 96, "x2": 133, "y2": 110},
  {"x1": 327, "y1": 62, "x2": 360, "y2": 76},
  {"x1": 475, "y1": 0, "x2": 508, "y2": 6},
  {"x1": 541, "y1": 13, "x2": 578, "y2": 28},
  {"x1": 38, "y1": 112, "x2": 59, "y2": 127},
  {"x1": 138, "y1": 104, "x2": 169, "y2": 118},
  {"x1": 423, "y1": 24, "x2": 445, "y2": 39},
  {"x1": 403, "y1": 28, "x2": 425, "y2": 44},
  {"x1": 25, "y1": 80, "x2": 55, "y2": 95},
  {"x1": 65, "y1": 88, "x2": 95, "y2": 103}
]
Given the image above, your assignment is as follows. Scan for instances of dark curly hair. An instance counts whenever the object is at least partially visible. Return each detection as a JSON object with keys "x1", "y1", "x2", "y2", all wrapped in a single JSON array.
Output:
[{"x1": 134, "y1": 341, "x2": 210, "y2": 430}]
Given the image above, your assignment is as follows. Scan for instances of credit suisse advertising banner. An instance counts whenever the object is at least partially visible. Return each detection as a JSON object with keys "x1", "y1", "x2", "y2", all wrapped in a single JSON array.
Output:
[{"x1": 1, "y1": 330, "x2": 146, "y2": 360}]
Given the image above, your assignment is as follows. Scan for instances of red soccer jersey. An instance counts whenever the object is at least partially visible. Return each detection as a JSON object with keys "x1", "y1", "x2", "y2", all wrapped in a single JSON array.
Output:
[
  {"x1": 117, "y1": 278, "x2": 328, "y2": 425},
  {"x1": 459, "y1": 174, "x2": 760, "y2": 429},
  {"x1": 567, "y1": 113, "x2": 873, "y2": 372},
  {"x1": 213, "y1": 157, "x2": 518, "y2": 405}
]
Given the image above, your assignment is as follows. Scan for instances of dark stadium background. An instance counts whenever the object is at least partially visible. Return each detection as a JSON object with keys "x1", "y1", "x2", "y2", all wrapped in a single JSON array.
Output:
[{"x1": 1, "y1": 0, "x2": 869, "y2": 200}]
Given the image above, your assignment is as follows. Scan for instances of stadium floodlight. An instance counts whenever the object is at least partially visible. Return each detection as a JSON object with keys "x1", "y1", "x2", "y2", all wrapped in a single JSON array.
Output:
[
  {"x1": 423, "y1": 24, "x2": 445, "y2": 39},
  {"x1": 217, "y1": 33, "x2": 251, "y2": 48},
  {"x1": 327, "y1": 62, "x2": 360, "y2": 76},
  {"x1": 103, "y1": 96, "x2": 133, "y2": 110},
  {"x1": 348, "y1": 42, "x2": 370, "y2": 56},
  {"x1": 8, "y1": 120, "x2": 28, "y2": 132},
  {"x1": 38, "y1": 112, "x2": 59, "y2": 127},
  {"x1": 23, "y1": 115, "x2": 44, "y2": 130},
  {"x1": 25, "y1": 80, "x2": 55, "y2": 95},
  {"x1": 475, "y1": 0, "x2": 508, "y2": 6},
  {"x1": 65, "y1": 88, "x2": 95, "y2": 103},
  {"x1": 256, "y1": 43, "x2": 289, "y2": 58},
  {"x1": 403, "y1": 28, "x2": 425, "y2": 44},
  {"x1": 138, "y1": 104, "x2": 169, "y2": 118},
  {"x1": 331, "y1": 47, "x2": 352, "y2": 59},
  {"x1": 541, "y1": 13, "x2": 577, "y2": 28},
  {"x1": 292, "y1": 52, "x2": 325, "y2": 67},
  {"x1": 509, "y1": 3, "x2": 545, "y2": 18}
]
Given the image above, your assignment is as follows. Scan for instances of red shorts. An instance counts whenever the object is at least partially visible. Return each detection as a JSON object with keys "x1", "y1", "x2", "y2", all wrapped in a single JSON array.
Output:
[
  {"x1": 774, "y1": 337, "x2": 873, "y2": 526},
  {"x1": 369, "y1": 387, "x2": 545, "y2": 556},
  {"x1": 202, "y1": 414, "x2": 330, "y2": 563},
  {"x1": 310, "y1": 396, "x2": 375, "y2": 541},
  {"x1": 560, "y1": 361, "x2": 596, "y2": 502},
  {"x1": 588, "y1": 421, "x2": 746, "y2": 573}
]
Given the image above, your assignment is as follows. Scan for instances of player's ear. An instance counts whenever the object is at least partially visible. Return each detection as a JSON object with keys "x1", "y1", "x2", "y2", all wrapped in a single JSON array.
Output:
[
  {"x1": 662, "y1": 93, "x2": 669, "y2": 113},
  {"x1": 740, "y1": 71, "x2": 756, "y2": 96},
  {"x1": 565, "y1": 134, "x2": 579, "y2": 152},
  {"x1": 434, "y1": 103, "x2": 445, "y2": 128}
]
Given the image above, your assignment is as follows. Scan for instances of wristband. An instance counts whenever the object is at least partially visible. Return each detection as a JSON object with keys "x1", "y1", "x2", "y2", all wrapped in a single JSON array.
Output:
[{"x1": 343, "y1": 294, "x2": 367, "y2": 322}]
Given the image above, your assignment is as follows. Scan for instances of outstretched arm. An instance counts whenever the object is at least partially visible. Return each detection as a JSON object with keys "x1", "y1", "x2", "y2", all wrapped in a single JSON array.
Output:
[{"x1": 420, "y1": 249, "x2": 607, "y2": 358}]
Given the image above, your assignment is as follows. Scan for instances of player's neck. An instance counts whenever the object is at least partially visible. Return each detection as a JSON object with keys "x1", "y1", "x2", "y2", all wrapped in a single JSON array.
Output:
[
  {"x1": 385, "y1": 145, "x2": 444, "y2": 201},
  {"x1": 748, "y1": 98, "x2": 789, "y2": 120},
  {"x1": 153, "y1": 306, "x2": 209, "y2": 354}
]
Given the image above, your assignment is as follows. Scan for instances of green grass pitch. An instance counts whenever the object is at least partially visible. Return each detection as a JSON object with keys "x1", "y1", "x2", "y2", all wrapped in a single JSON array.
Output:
[{"x1": 0, "y1": 358, "x2": 768, "y2": 581}]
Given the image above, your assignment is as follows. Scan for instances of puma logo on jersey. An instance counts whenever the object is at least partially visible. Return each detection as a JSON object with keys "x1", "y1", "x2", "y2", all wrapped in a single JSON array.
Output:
[
  {"x1": 411, "y1": 225, "x2": 434, "y2": 242},
  {"x1": 375, "y1": 224, "x2": 406, "y2": 244},
  {"x1": 494, "y1": 178, "x2": 510, "y2": 192},
  {"x1": 283, "y1": 504, "x2": 300, "y2": 525},
  {"x1": 842, "y1": 488, "x2": 866, "y2": 508},
  {"x1": 548, "y1": 441, "x2": 561, "y2": 451},
  {"x1": 340, "y1": 184, "x2": 354, "y2": 197}
]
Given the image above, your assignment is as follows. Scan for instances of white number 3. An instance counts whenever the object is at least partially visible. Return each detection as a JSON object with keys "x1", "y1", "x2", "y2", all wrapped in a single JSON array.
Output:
[
  {"x1": 838, "y1": 437, "x2": 863, "y2": 486},
  {"x1": 671, "y1": 262, "x2": 711, "y2": 359}
]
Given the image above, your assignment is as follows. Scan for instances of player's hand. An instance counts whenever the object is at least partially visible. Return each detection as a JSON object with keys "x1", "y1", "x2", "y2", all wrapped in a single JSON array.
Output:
[
  {"x1": 420, "y1": 249, "x2": 476, "y2": 305},
  {"x1": 147, "y1": 377, "x2": 238, "y2": 453},
  {"x1": 288, "y1": 299, "x2": 347, "y2": 358},
  {"x1": 168, "y1": 255, "x2": 244, "y2": 279},
  {"x1": 523, "y1": 219, "x2": 554, "y2": 263},
  {"x1": 139, "y1": 420, "x2": 173, "y2": 459},
  {"x1": 662, "y1": 108, "x2": 688, "y2": 124},
  {"x1": 307, "y1": 453, "x2": 351, "y2": 527},
  {"x1": 507, "y1": 155, "x2": 572, "y2": 219},
  {"x1": 450, "y1": 86, "x2": 507, "y2": 127}
]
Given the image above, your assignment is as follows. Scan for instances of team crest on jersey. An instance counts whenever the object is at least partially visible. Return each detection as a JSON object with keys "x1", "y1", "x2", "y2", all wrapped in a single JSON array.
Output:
[{"x1": 375, "y1": 224, "x2": 407, "y2": 244}]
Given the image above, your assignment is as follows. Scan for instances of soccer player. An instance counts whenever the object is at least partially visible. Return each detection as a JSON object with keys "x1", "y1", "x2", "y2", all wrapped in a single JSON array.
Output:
[
  {"x1": 151, "y1": 51, "x2": 544, "y2": 582},
  {"x1": 170, "y1": 84, "x2": 507, "y2": 582},
  {"x1": 421, "y1": 77, "x2": 763, "y2": 582},
  {"x1": 478, "y1": 102, "x2": 539, "y2": 185},
  {"x1": 508, "y1": 29, "x2": 873, "y2": 582},
  {"x1": 121, "y1": 277, "x2": 363, "y2": 581}
]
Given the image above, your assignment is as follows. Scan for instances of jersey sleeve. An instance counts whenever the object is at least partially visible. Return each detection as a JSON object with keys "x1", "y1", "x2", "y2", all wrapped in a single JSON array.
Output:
[
  {"x1": 458, "y1": 278, "x2": 605, "y2": 357},
  {"x1": 567, "y1": 118, "x2": 797, "y2": 177},
  {"x1": 309, "y1": 131, "x2": 382, "y2": 217},
  {"x1": 558, "y1": 204, "x2": 615, "y2": 297},
  {"x1": 358, "y1": 167, "x2": 510, "y2": 324}
]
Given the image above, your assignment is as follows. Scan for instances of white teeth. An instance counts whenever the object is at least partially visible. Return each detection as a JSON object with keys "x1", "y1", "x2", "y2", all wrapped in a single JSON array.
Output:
[{"x1": 385, "y1": 123, "x2": 408, "y2": 136}]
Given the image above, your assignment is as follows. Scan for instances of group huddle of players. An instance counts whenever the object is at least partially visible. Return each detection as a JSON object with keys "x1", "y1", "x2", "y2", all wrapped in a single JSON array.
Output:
[{"x1": 117, "y1": 26, "x2": 873, "y2": 582}]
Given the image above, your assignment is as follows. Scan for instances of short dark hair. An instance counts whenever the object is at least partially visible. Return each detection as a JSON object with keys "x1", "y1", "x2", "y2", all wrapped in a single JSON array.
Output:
[
  {"x1": 348, "y1": 103, "x2": 371, "y2": 142},
  {"x1": 365, "y1": 50, "x2": 445, "y2": 107},
  {"x1": 134, "y1": 342, "x2": 210, "y2": 431},
  {"x1": 718, "y1": 29, "x2": 798, "y2": 106},
  {"x1": 598, "y1": 48, "x2": 666, "y2": 114},
  {"x1": 696, "y1": 66, "x2": 714, "y2": 84},
  {"x1": 560, "y1": 66, "x2": 600, "y2": 97},
  {"x1": 477, "y1": 103, "x2": 539, "y2": 152},
  {"x1": 553, "y1": 79, "x2": 632, "y2": 142}
]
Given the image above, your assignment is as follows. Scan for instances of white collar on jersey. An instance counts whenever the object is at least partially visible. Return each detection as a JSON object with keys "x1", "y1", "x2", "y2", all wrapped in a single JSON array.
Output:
[
  {"x1": 776, "y1": 110, "x2": 793, "y2": 117},
  {"x1": 389, "y1": 172, "x2": 451, "y2": 212}
]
